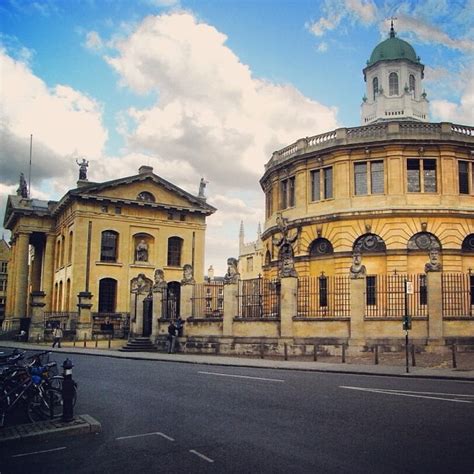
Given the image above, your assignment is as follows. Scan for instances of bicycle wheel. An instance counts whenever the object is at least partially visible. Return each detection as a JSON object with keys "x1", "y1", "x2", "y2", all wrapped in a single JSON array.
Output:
[
  {"x1": 27, "y1": 387, "x2": 63, "y2": 422},
  {"x1": 49, "y1": 377, "x2": 78, "y2": 406}
]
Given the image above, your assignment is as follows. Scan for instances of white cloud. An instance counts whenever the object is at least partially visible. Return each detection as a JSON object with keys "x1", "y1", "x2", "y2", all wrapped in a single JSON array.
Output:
[
  {"x1": 316, "y1": 42, "x2": 328, "y2": 53},
  {"x1": 85, "y1": 31, "x2": 104, "y2": 51},
  {"x1": 345, "y1": 0, "x2": 377, "y2": 24}
]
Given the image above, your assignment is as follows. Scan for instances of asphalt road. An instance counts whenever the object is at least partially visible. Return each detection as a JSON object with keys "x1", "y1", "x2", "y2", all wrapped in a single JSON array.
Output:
[{"x1": 1, "y1": 351, "x2": 473, "y2": 473}]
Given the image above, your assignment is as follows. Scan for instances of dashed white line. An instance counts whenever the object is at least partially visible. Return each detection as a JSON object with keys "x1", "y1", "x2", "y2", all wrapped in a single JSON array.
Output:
[
  {"x1": 190, "y1": 449, "x2": 214, "y2": 463},
  {"x1": 341, "y1": 386, "x2": 474, "y2": 403},
  {"x1": 12, "y1": 446, "x2": 67, "y2": 458},
  {"x1": 198, "y1": 371, "x2": 285, "y2": 382},
  {"x1": 116, "y1": 432, "x2": 175, "y2": 441}
]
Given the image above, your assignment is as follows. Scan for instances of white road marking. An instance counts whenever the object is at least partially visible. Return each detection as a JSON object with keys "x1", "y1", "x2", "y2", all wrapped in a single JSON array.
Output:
[
  {"x1": 341, "y1": 386, "x2": 474, "y2": 403},
  {"x1": 116, "y1": 432, "x2": 175, "y2": 441},
  {"x1": 12, "y1": 446, "x2": 67, "y2": 458},
  {"x1": 367, "y1": 388, "x2": 474, "y2": 398},
  {"x1": 190, "y1": 449, "x2": 214, "y2": 463},
  {"x1": 198, "y1": 371, "x2": 284, "y2": 382}
]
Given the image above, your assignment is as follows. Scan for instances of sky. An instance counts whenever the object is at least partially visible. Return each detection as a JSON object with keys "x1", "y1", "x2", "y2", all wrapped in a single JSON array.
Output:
[{"x1": 1, "y1": 0, "x2": 473, "y2": 275}]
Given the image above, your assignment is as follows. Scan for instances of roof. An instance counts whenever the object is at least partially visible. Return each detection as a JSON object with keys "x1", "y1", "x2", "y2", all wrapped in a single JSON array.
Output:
[
  {"x1": 367, "y1": 27, "x2": 420, "y2": 67},
  {"x1": 3, "y1": 195, "x2": 56, "y2": 229}
]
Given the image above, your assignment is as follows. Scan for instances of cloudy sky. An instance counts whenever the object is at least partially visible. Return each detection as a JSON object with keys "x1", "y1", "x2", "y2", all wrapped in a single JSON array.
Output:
[{"x1": 1, "y1": 0, "x2": 473, "y2": 274}]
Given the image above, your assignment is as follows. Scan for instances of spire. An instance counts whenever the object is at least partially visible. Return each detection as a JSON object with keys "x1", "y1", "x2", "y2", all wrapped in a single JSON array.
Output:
[
  {"x1": 257, "y1": 222, "x2": 262, "y2": 239},
  {"x1": 389, "y1": 17, "x2": 397, "y2": 38}
]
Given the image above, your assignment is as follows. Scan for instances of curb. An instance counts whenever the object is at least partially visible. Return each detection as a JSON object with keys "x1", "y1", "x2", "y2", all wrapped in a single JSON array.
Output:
[{"x1": 0, "y1": 414, "x2": 101, "y2": 444}]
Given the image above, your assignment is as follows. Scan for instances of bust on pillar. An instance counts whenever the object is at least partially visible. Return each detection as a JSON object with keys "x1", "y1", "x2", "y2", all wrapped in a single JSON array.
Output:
[
  {"x1": 29, "y1": 291, "x2": 46, "y2": 342},
  {"x1": 180, "y1": 264, "x2": 194, "y2": 324},
  {"x1": 223, "y1": 258, "x2": 239, "y2": 336},
  {"x1": 76, "y1": 291, "x2": 93, "y2": 339},
  {"x1": 152, "y1": 269, "x2": 167, "y2": 337},
  {"x1": 349, "y1": 251, "x2": 367, "y2": 349},
  {"x1": 425, "y1": 249, "x2": 444, "y2": 345}
]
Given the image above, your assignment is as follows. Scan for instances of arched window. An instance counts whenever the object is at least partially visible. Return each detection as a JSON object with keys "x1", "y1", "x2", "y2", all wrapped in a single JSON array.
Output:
[
  {"x1": 66, "y1": 279, "x2": 71, "y2": 311},
  {"x1": 389, "y1": 72, "x2": 399, "y2": 96},
  {"x1": 99, "y1": 278, "x2": 117, "y2": 313},
  {"x1": 137, "y1": 191, "x2": 155, "y2": 202},
  {"x1": 265, "y1": 250, "x2": 271, "y2": 266},
  {"x1": 167, "y1": 237, "x2": 183, "y2": 267},
  {"x1": 55, "y1": 239, "x2": 61, "y2": 269},
  {"x1": 372, "y1": 77, "x2": 379, "y2": 100},
  {"x1": 354, "y1": 233, "x2": 386, "y2": 253},
  {"x1": 409, "y1": 74, "x2": 416, "y2": 95},
  {"x1": 309, "y1": 238, "x2": 334, "y2": 257},
  {"x1": 100, "y1": 230, "x2": 119, "y2": 262},
  {"x1": 407, "y1": 232, "x2": 441, "y2": 251},
  {"x1": 58, "y1": 281, "x2": 63, "y2": 311},
  {"x1": 461, "y1": 234, "x2": 474, "y2": 252},
  {"x1": 68, "y1": 231, "x2": 73, "y2": 264}
]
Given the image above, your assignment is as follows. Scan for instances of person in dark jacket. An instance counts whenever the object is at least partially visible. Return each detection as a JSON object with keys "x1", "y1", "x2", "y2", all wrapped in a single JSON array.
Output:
[
  {"x1": 167, "y1": 321, "x2": 177, "y2": 353},
  {"x1": 175, "y1": 316, "x2": 185, "y2": 337}
]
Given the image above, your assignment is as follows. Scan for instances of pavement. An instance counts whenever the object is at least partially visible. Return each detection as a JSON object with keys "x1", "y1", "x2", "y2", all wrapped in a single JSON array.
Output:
[{"x1": 1, "y1": 339, "x2": 473, "y2": 445}]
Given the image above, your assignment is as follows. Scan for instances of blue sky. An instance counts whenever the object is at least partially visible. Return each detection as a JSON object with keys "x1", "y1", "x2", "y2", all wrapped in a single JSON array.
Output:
[{"x1": 1, "y1": 0, "x2": 473, "y2": 273}]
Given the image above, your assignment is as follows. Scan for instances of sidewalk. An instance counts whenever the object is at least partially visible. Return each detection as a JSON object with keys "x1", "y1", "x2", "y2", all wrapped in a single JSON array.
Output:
[{"x1": 1, "y1": 340, "x2": 474, "y2": 381}]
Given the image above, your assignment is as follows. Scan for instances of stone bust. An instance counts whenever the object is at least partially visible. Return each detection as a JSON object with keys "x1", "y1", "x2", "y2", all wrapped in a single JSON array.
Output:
[
  {"x1": 425, "y1": 248, "x2": 442, "y2": 272},
  {"x1": 224, "y1": 257, "x2": 239, "y2": 284},
  {"x1": 349, "y1": 252, "x2": 367, "y2": 279},
  {"x1": 181, "y1": 264, "x2": 195, "y2": 285},
  {"x1": 152, "y1": 269, "x2": 167, "y2": 293}
]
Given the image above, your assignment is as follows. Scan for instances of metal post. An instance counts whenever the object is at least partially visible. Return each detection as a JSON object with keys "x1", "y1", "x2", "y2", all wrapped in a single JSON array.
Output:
[
  {"x1": 452, "y1": 344, "x2": 457, "y2": 368},
  {"x1": 284, "y1": 343, "x2": 288, "y2": 361},
  {"x1": 374, "y1": 345, "x2": 379, "y2": 365},
  {"x1": 404, "y1": 278, "x2": 409, "y2": 374},
  {"x1": 260, "y1": 341, "x2": 264, "y2": 359},
  {"x1": 95, "y1": 334, "x2": 98, "y2": 348},
  {"x1": 313, "y1": 344, "x2": 318, "y2": 361},
  {"x1": 342, "y1": 344, "x2": 346, "y2": 363},
  {"x1": 73, "y1": 335, "x2": 76, "y2": 347},
  {"x1": 108, "y1": 333, "x2": 111, "y2": 349},
  {"x1": 215, "y1": 341, "x2": 220, "y2": 355},
  {"x1": 83, "y1": 333, "x2": 87, "y2": 348},
  {"x1": 411, "y1": 344, "x2": 416, "y2": 367}
]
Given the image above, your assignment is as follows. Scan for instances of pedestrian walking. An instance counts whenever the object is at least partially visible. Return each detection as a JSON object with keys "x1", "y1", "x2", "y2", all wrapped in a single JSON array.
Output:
[
  {"x1": 52, "y1": 325, "x2": 63, "y2": 348},
  {"x1": 167, "y1": 320, "x2": 177, "y2": 353}
]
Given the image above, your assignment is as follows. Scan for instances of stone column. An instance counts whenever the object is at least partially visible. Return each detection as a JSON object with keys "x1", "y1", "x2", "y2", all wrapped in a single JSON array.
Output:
[
  {"x1": 349, "y1": 277, "x2": 366, "y2": 347},
  {"x1": 5, "y1": 239, "x2": 16, "y2": 318},
  {"x1": 223, "y1": 281, "x2": 238, "y2": 336},
  {"x1": 29, "y1": 291, "x2": 46, "y2": 342},
  {"x1": 42, "y1": 234, "x2": 55, "y2": 312},
  {"x1": 280, "y1": 276, "x2": 297, "y2": 337},
  {"x1": 180, "y1": 283, "x2": 193, "y2": 319},
  {"x1": 152, "y1": 289, "x2": 165, "y2": 337},
  {"x1": 134, "y1": 294, "x2": 146, "y2": 335},
  {"x1": 13, "y1": 232, "x2": 30, "y2": 319},
  {"x1": 426, "y1": 271, "x2": 443, "y2": 345},
  {"x1": 31, "y1": 243, "x2": 43, "y2": 292},
  {"x1": 76, "y1": 291, "x2": 93, "y2": 339}
]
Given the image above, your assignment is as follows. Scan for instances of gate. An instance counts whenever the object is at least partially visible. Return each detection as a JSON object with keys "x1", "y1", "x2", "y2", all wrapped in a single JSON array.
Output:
[
  {"x1": 192, "y1": 282, "x2": 224, "y2": 318},
  {"x1": 143, "y1": 294, "x2": 153, "y2": 337},
  {"x1": 442, "y1": 273, "x2": 473, "y2": 318},
  {"x1": 163, "y1": 282, "x2": 180, "y2": 319},
  {"x1": 238, "y1": 277, "x2": 280, "y2": 318}
]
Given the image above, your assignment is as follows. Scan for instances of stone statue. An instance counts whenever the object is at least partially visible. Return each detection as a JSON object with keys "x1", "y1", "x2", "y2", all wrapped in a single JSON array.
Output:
[
  {"x1": 181, "y1": 264, "x2": 195, "y2": 285},
  {"x1": 136, "y1": 239, "x2": 148, "y2": 262},
  {"x1": 425, "y1": 248, "x2": 442, "y2": 272},
  {"x1": 152, "y1": 269, "x2": 167, "y2": 293},
  {"x1": 349, "y1": 252, "x2": 367, "y2": 279},
  {"x1": 273, "y1": 214, "x2": 300, "y2": 278},
  {"x1": 17, "y1": 173, "x2": 28, "y2": 198},
  {"x1": 131, "y1": 273, "x2": 152, "y2": 294},
  {"x1": 76, "y1": 158, "x2": 89, "y2": 180},
  {"x1": 198, "y1": 178, "x2": 208, "y2": 198},
  {"x1": 224, "y1": 257, "x2": 240, "y2": 284}
]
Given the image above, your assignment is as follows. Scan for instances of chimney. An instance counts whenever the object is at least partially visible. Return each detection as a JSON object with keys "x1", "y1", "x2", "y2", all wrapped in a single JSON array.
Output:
[{"x1": 139, "y1": 165, "x2": 153, "y2": 175}]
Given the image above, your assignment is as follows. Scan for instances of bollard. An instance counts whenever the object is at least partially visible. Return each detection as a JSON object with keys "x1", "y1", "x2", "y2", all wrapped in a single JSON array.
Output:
[
  {"x1": 108, "y1": 333, "x2": 112, "y2": 349},
  {"x1": 61, "y1": 358, "x2": 75, "y2": 422},
  {"x1": 37, "y1": 334, "x2": 40, "y2": 344},
  {"x1": 452, "y1": 344, "x2": 457, "y2": 369},
  {"x1": 83, "y1": 333, "x2": 87, "y2": 348},
  {"x1": 313, "y1": 344, "x2": 318, "y2": 362},
  {"x1": 374, "y1": 345, "x2": 379, "y2": 365},
  {"x1": 73, "y1": 334, "x2": 76, "y2": 347},
  {"x1": 95, "y1": 334, "x2": 98, "y2": 348},
  {"x1": 215, "y1": 342, "x2": 220, "y2": 355},
  {"x1": 411, "y1": 344, "x2": 416, "y2": 367},
  {"x1": 260, "y1": 342, "x2": 265, "y2": 359},
  {"x1": 342, "y1": 344, "x2": 346, "y2": 363},
  {"x1": 284, "y1": 343, "x2": 288, "y2": 361}
]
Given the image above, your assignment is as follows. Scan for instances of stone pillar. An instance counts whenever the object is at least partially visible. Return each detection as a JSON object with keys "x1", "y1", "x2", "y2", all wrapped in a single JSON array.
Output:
[
  {"x1": 13, "y1": 232, "x2": 30, "y2": 319},
  {"x1": 42, "y1": 234, "x2": 55, "y2": 312},
  {"x1": 133, "y1": 293, "x2": 146, "y2": 336},
  {"x1": 349, "y1": 277, "x2": 366, "y2": 347},
  {"x1": 180, "y1": 283, "x2": 193, "y2": 319},
  {"x1": 152, "y1": 289, "x2": 165, "y2": 337},
  {"x1": 31, "y1": 243, "x2": 43, "y2": 292},
  {"x1": 76, "y1": 291, "x2": 93, "y2": 339},
  {"x1": 427, "y1": 272, "x2": 443, "y2": 345},
  {"x1": 280, "y1": 276, "x2": 297, "y2": 337},
  {"x1": 223, "y1": 282, "x2": 238, "y2": 336},
  {"x1": 29, "y1": 291, "x2": 46, "y2": 342},
  {"x1": 5, "y1": 239, "x2": 16, "y2": 318}
]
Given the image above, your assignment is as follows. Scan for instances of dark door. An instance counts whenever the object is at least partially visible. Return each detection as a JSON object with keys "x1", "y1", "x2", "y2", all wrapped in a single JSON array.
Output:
[
  {"x1": 143, "y1": 295, "x2": 153, "y2": 337},
  {"x1": 165, "y1": 282, "x2": 180, "y2": 320}
]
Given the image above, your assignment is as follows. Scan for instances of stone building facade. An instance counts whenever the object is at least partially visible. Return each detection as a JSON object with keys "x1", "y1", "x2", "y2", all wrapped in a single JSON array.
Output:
[
  {"x1": 0, "y1": 237, "x2": 10, "y2": 324},
  {"x1": 2, "y1": 165, "x2": 215, "y2": 340},
  {"x1": 237, "y1": 221, "x2": 264, "y2": 280}
]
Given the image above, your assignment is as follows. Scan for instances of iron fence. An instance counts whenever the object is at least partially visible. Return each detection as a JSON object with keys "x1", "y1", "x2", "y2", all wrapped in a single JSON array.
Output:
[
  {"x1": 238, "y1": 277, "x2": 280, "y2": 318},
  {"x1": 442, "y1": 273, "x2": 473, "y2": 318},
  {"x1": 44, "y1": 312, "x2": 78, "y2": 330},
  {"x1": 297, "y1": 276, "x2": 350, "y2": 318},
  {"x1": 192, "y1": 282, "x2": 224, "y2": 318},
  {"x1": 365, "y1": 274, "x2": 427, "y2": 318}
]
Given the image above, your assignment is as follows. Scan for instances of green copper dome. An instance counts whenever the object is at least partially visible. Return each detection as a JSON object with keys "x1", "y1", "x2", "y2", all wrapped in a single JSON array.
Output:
[{"x1": 367, "y1": 28, "x2": 420, "y2": 67}]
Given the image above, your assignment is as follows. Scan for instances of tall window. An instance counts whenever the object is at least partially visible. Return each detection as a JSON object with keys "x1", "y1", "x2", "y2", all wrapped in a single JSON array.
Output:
[
  {"x1": 319, "y1": 276, "x2": 328, "y2": 307},
  {"x1": 354, "y1": 161, "x2": 384, "y2": 195},
  {"x1": 0, "y1": 262, "x2": 7, "y2": 273},
  {"x1": 407, "y1": 159, "x2": 437, "y2": 193},
  {"x1": 419, "y1": 275, "x2": 427, "y2": 306},
  {"x1": 372, "y1": 77, "x2": 378, "y2": 100},
  {"x1": 99, "y1": 278, "x2": 117, "y2": 313},
  {"x1": 389, "y1": 72, "x2": 399, "y2": 96},
  {"x1": 470, "y1": 275, "x2": 474, "y2": 306},
  {"x1": 366, "y1": 276, "x2": 376, "y2": 306},
  {"x1": 100, "y1": 230, "x2": 119, "y2": 262},
  {"x1": 458, "y1": 161, "x2": 473, "y2": 194},
  {"x1": 280, "y1": 177, "x2": 295, "y2": 209},
  {"x1": 265, "y1": 190, "x2": 273, "y2": 218},
  {"x1": 311, "y1": 167, "x2": 333, "y2": 201},
  {"x1": 409, "y1": 74, "x2": 416, "y2": 95},
  {"x1": 68, "y1": 231, "x2": 73, "y2": 264},
  {"x1": 167, "y1": 237, "x2": 183, "y2": 267}
]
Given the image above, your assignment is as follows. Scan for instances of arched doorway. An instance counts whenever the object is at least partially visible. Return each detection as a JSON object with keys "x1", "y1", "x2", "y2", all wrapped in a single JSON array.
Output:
[{"x1": 142, "y1": 293, "x2": 153, "y2": 337}]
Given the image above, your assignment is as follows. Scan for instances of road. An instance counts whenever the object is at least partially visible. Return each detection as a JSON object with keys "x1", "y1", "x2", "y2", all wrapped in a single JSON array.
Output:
[{"x1": 1, "y1": 351, "x2": 473, "y2": 473}]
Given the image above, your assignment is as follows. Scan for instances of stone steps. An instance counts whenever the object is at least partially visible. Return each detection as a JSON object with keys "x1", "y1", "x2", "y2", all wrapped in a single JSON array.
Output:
[{"x1": 120, "y1": 337, "x2": 157, "y2": 352}]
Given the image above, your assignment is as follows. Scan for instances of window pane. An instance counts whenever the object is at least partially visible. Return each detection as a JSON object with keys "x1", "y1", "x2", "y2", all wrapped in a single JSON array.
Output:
[
  {"x1": 101, "y1": 231, "x2": 118, "y2": 262},
  {"x1": 280, "y1": 180, "x2": 288, "y2": 209},
  {"x1": 407, "y1": 159, "x2": 420, "y2": 192},
  {"x1": 459, "y1": 161, "x2": 469, "y2": 194},
  {"x1": 371, "y1": 161, "x2": 384, "y2": 194},
  {"x1": 389, "y1": 72, "x2": 399, "y2": 96},
  {"x1": 99, "y1": 279, "x2": 116, "y2": 313},
  {"x1": 288, "y1": 177, "x2": 295, "y2": 207},
  {"x1": 319, "y1": 277, "x2": 328, "y2": 307},
  {"x1": 372, "y1": 77, "x2": 378, "y2": 100},
  {"x1": 423, "y1": 159, "x2": 437, "y2": 192},
  {"x1": 366, "y1": 276, "x2": 376, "y2": 306},
  {"x1": 324, "y1": 167, "x2": 333, "y2": 199},
  {"x1": 409, "y1": 74, "x2": 415, "y2": 94},
  {"x1": 167, "y1": 237, "x2": 182, "y2": 267},
  {"x1": 355, "y1": 162, "x2": 367, "y2": 195},
  {"x1": 311, "y1": 170, "x2": 320, "y2": 201}
]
